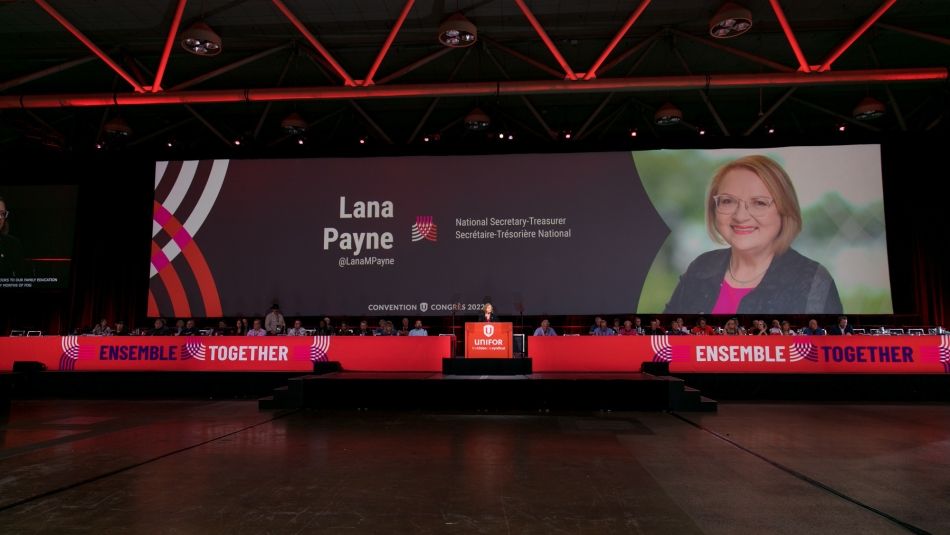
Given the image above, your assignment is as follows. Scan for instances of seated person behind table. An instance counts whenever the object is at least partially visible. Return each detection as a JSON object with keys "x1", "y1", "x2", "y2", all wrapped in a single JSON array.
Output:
[
  {"x1": 112, "y1": 320, "x2": 128, "y2": 336},
  {"x1": 667, "y1": 319, "x2": 688, "y2": 335},
  {"x1": 827, "y1": 315, "x2": 854, "y2": 335},
  {"x1": 801, "y1": 319, "x2": 826, "y2": 336},
  {"x1": 356, "y1": 320, "x2": 374, "y2": 336},
  {"x1": 397, "y1": 317, "x2": 411, "y2": 336},
  {"x1": 768, "y1": 319, "x2": 782, "y2": 335},
  {"x1": 286, "y1": 319, "x2": 307, "y2": 336},
  {"x1": 265, "y1": 305, "x2": 285, "y2": 334},
  {"x1": 409, "y1": 320, "x2": 428, "y2": 336},
  {"x1": 721, "y1": 318, "x2": 741, "y2": 335},
  {"x1": 213, "y1": 320, "x2": 233, "y2": 336},
  {"x1": 618, "y1": 320, "x2": 638, "y2": 336},
  {"x1": 92, "y1": 318, "x2": 112, "y2": 336},
  {"x1": 749, "y1": 319, "x2": 769, "y2": 336},
  {"x1": 591, "y1": 318, "x2": 616, "y2": 336},
  {"x1": 377, "y1": 321, "x2": 397, "y2": 336},
  {"x1": 373, "y1": 319, "x2": 388, "y2": 335},
  {"x1": 633, "y1": 317, "x2": 645, "y2": 334},
  {"x1": 588, "y1": 316, "x2": 603, "y2": 335},
  {"x1": 645, "y1": 319, "x2": 666, "y2": 335},
  {"x1": 180, "y1": 319, "x2": 200, "y2": 336},
  {"x1": 780, "y1": 320, "x2": 794, "y2": 335},
  {"x1": 691, "y1": 317, "x2": 715, "y2": 335},
  {"x1": 246, "y1": 319, "x2": 267, "y2": 336},
  {"x1": 148, "y1": 318, "x2": 173, "y2": 336},
  {"x1": 316, "y1": 319, "x2": 333, "y2": 336},
  {"x1": 533, "y1": 319, "x2": 557, "y2": 336},
  {"x1": 337, "y1": 321, "x2": 354, "y2": 336}
]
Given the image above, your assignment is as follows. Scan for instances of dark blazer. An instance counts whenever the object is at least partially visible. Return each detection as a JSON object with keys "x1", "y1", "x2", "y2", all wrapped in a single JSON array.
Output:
[
  {"x1": 477, "y1": 312, "x2": 498, "y2": 322},
  {"x1": 0, "y1": 234, "x2": 27, "y2": 278},
  {"x1": 664, "y1": 248, "x2": 842, "y2": 315}
]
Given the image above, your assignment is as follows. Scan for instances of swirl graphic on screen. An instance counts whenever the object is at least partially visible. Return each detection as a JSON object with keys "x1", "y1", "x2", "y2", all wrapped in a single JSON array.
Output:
[
  {"x1": 59, "y1": 335, "x2": 79, "y2": 370},
  {"x1": 411, "y1": 216, "x2": 438, "y2": 242},
  {"x1": 183, "y1": 337, "x2": 206, "y2": 361},
  {"x1": 149, "y1": 160, "x2": 229, "y2": 318},
  {"x1": 789, "y1": 337, "x2": 819, "y2": 362},
  {"x1": 310, "y1": 336, "x2": 331, "y2": 362}
]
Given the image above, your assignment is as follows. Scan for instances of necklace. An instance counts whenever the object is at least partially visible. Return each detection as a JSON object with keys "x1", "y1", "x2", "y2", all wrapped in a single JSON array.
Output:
[{"x1": 728, "y1": 262, "x2": 768, "y2": 284}]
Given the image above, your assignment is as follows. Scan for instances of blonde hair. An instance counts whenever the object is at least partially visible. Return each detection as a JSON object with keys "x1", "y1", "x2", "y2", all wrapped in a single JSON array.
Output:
[{"x1": 705, "y1": 155, "x2": 802, "y2": 254}]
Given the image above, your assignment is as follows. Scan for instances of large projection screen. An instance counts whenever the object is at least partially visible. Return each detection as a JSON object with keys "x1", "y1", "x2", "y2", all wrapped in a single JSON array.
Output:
[{"x1": 148, "y1": 146, "x2": 891, "y2": 317}]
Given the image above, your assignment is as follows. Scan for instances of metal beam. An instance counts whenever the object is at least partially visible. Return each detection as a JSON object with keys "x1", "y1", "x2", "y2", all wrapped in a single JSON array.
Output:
[
  {"x1": 2, "y1": 68, "x2": 947, "y2": 109},
  {"x1": 672, "y1": 46, "x2": 729, "y2": 136},
  {"x1": 375, "y1": 48, "x2": 453, "y2": 85},
  {"x1": 575, "y1": 39, "x2": 657, "y2": 140},
  {"x1": 743, "y1": 87, "x2": 796, "y2": 136},
  {"x1": 170, "y1": 43, "x2": 293, "y2": 91},
  {"x1": 152, "y1": 0, "x2": 188, "y2": 92},
  {"x1": 818, "y1": 0, "x2": 898, "y2": 72},
  {"x1": 0, "y1": 55, "x2": 96, "y2": 92},
  {"x1": 127, "y1": 117, "x2": 195, "y2": 147},
  {"x1": 363, "y1": 0, "x2": 415, "y2": 85},
  {"x1": 483, "y1": 44, "x2": 555, "y2": 140},
  {"x1": 791, "y1": 96, "x2": 883, "y2": 131},
  {"x1": 513, "y1": 0, "x2": 577, "y2": 80},
  {"x1": 768, "y1": 0, "x2": 811, "y2": 72},
  {"x1": 270, "y1": 0, "x2": 355, "y2": 86},
  {"x1": 406, "y1": 47, "x2": 472, "y2": 143},
  {"x1": 597, "y1": 30, "x2": 662, "y2": 77},
  {"x1": 254, "y1": 50, "x2": 297, "y2": 140},
  {"x1": 33, "y1": 0, "x2": 145, "y2": 92},
  {"x1": 867, "y1": 42, "x2": 906, "y2": 131},
  {"x1": 480, "y1": 36, "x2": 564, "y2": 79},
  {"x1": 584, "y1": 0, "x2": 652, "y2": 80},
  {"x1": 876, "y1": 22, "x2": 950, "y2": 47},
  {"x1": 184, "y1": 104, "x2": 234, "y2": 146},
  {"x1": 670, "y1": 29, "x2": 795, "y2": 73}
]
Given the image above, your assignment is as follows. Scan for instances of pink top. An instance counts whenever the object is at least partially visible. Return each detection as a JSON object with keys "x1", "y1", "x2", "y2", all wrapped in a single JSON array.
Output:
[{"x1": 711, "y1": 280, "x2": 754, "y2": 315}]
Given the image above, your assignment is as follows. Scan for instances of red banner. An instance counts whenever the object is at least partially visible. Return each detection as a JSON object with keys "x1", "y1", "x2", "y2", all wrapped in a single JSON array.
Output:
[
  {"x1": 529, "y1": 335, "x2": 950, "y2": 374},
  {"x1": 1, "y1": 335, "x2": 947, "y2": 374},
  {"x1": 0, "y1": 336, "x2": 454, "y2": 372}
]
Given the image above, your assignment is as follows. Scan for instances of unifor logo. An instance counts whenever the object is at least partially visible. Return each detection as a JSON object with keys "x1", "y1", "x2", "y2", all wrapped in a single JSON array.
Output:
[
  {"x1": 483, "y1": 324, "x2": 495, "y2": 337},
  {"x1": 411, "y1": 216, "x2": 438, "y2": 242},
  {"x1": 419, "y1": 302, "x2": 429, "y2": 312}
]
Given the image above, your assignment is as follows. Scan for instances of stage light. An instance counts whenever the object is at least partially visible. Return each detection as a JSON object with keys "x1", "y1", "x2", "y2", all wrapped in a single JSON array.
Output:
[
  {"x1": 629, "y1": 129, "x2": 638, "y2": 137},
  {"x1": 699, "y1": 128, "x2": 706, "y2": 135},
  {"x1": 167, "y1": 141, "x2": 174, "y2": 148},
  {"x1": 558, "y1": 130, "x2": 573, "y2": 140},
  {"x1": 233, "y1": 139, "x2": 241, "y2": 146},
  {"x1": 103, "y1": 116, "x2": 132, "y2": 137},
  {"x1": 297, "y1": 138, "x2": 305, "y2": 145},
  {"x1": 853, "y1": 96, "x2": 886, "y2": 120},
  {"x1": 654, "y1": 102, "x2": 683, "y2": 126},
  {"x1": 180, "y1": 22, "x2": 222, "y2": 56},
  {"x1": 280, "y1": 112, "x2": 308, "y2": 135},
  {"x1": 423, "y1": 136, "x2": 430, "y2": 142},
  {"x1": 498, "y1": 132, "x2": 505, "y2": 139},
  {"x1": 767, "y1": 126, "x2": 775, "y2": 134},
  {"x1": 359, "y1": 136, "x2": 368, "y2": 145},
  {"x1": 438, "y1": 13, "x2": 477, "y2": 48},
  {"x1": 709, "y1": 2, "x2": 752, "y2": 39},
  {"x1": 838, "y1": 124, "x2": 846, "y2": 132},
  {"x1": 95, "y1": 142, "x2": 104, "y2": 150},
  {"x1": 464, "y1": 107, "x2": 490, "y2": 131},
  {"x1": 507, "y1": 134, "x2": 514, "y2": 140}
]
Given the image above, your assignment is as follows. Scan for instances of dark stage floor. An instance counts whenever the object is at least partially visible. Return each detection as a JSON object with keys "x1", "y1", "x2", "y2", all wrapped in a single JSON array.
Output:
[{"x1": 1, "y1": 401, "x2": 947, "y2": 534}]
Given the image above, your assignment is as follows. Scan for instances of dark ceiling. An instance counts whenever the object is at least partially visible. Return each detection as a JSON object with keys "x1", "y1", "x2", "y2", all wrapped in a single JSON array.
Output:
[{"x1": 0, "y1": 0, "x2": 947, "y2": 154}]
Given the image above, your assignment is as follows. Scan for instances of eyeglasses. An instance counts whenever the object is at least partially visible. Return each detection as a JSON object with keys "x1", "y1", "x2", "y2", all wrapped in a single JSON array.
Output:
[{"x1": 712, "y1": 194, "x2": 775, "y2": 216}]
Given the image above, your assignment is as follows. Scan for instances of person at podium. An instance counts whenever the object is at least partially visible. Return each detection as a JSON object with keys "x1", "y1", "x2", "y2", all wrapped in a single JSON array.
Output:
[{"x1": 478, "y1": 302, "x2": 497, "y2": 322}]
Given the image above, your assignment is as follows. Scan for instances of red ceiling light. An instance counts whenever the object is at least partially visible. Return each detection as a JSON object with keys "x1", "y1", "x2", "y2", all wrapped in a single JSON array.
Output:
[
  {"x1": 280, "y1": 112, "x2": 308, "y2": 134},
  {"x1": 438, "y1": 13, "x2": 477, "y2": 48},
  {"x1": 464, "y1": 107, "x2": 490, "y2": 131},
  {"x1": 654, "y1": 102, "x2": 683, "y2": 126},
  {"x1": 710, "y1": 2, "x2": 753, "y2": 39},
  {"x1": 180, "y1": 22, "x2": 222, "y2": 56},
  {"x1": 852, "y1": 96, "x2": 886, "y2": 120},
  {"x1": 103, "y1": 116, "x2": 132, "y2": 136}
]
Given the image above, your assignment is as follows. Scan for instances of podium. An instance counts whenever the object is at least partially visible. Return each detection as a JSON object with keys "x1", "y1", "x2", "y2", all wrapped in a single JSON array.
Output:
[{"x1": 464, "y1": 322, "x2": 513, "y2": 358}]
